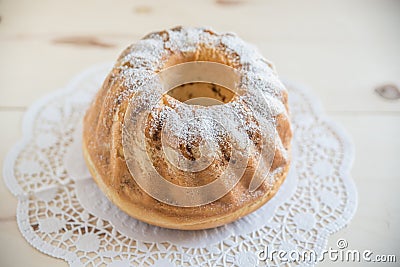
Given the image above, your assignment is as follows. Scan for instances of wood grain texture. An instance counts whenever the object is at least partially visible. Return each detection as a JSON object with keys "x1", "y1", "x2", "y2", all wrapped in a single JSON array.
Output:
[
  {"x1": 52, "y1": 36, "x2": 116, "y2": 48},
  {"x1": 0, "y1": 0, "x2": 399, "y2": 266}
]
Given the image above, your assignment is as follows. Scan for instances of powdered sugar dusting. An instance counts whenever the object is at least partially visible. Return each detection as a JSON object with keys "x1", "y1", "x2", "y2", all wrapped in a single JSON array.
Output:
[{"x1": 116, "y1": 27, "x2": 290, "y2": 187}]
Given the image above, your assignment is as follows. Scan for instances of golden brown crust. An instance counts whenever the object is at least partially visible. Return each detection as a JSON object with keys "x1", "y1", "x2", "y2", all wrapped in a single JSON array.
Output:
[
  {"x1": 83, "y1": 143, "x2": 290, "y2": 229},
  {"x1": 83, "y1": 27, "x2": 292, "y2": 230}
]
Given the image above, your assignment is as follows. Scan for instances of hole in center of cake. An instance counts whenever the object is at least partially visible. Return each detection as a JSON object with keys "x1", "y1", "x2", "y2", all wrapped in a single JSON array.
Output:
[{"x1": 166, "y1": 82, "x2": 235, "y2": 106}]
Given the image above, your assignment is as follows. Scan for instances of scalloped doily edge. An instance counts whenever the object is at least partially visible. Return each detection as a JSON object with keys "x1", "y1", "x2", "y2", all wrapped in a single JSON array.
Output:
[{"x1": 2, "y1": 64, "x2": 358, "y2": 266}]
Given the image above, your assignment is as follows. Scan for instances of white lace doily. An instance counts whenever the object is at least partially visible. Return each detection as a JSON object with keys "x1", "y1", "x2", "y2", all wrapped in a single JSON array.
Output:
[{"x1": 3, "y1": 63, "x2": 357, "y2": 267}]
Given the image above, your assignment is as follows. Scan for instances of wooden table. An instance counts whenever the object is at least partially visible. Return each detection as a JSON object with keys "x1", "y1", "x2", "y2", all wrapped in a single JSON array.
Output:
[{"x1": 1, "y1": 0, "x2": 399, "y2": 266}]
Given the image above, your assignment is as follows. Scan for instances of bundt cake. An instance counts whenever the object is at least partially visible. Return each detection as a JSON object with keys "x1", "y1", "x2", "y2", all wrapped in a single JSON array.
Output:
[{"x1": 83, "y1": 26, "x2": 292, "y2": 230}]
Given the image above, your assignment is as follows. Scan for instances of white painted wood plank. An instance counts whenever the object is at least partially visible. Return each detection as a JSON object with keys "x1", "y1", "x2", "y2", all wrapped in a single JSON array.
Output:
[
  {"x1": 327, "y1": 114, "x2": 400, "y2": 264},
  {"x1": 1, "y1": 0, "x2": 399, "y2": 110}
]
